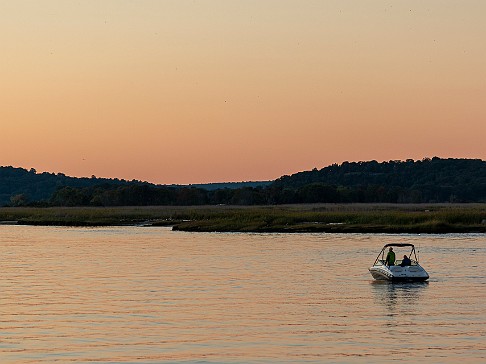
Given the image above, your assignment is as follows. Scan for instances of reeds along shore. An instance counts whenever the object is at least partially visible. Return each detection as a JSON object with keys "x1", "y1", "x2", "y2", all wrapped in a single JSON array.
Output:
[{"x1": 0, "y1": 204, "x2": 485, "y2": 233}]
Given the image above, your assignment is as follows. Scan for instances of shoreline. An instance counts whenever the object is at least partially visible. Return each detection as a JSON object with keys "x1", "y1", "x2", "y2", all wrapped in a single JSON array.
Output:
[{"x1": 1, "y1": 204, "x2": 485, "y2": 234}]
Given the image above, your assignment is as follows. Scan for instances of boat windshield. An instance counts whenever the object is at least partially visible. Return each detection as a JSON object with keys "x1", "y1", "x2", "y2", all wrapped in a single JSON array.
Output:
[
  {"x1": 394, "y1": 259, "x2": 418, "y2": 266},
  {"x1": 373, "y1": 244, "x2": 419, "y2": 266}
]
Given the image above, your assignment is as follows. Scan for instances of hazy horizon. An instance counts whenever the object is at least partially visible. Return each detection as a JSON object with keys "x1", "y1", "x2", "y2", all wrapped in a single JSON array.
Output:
[{"x1": 2, "y1": 1, "x2": 485, "y2": 184}]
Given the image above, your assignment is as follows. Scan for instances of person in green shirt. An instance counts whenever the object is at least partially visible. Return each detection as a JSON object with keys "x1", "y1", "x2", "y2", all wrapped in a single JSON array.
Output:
[{"x1": 385, "y1": 247, "x2": 396, "y2": 266}]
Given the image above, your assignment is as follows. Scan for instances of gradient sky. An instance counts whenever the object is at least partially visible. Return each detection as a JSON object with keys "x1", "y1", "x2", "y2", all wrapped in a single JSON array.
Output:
[{"x1": 2, "y1": 1, "x2": 485, "y2": 184}]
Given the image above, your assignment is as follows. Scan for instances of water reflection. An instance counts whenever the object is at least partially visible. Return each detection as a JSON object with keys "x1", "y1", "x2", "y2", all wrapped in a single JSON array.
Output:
[
  {"x1": 370, "y1": 281, "x2": 429, "y2": 316},
  {"x1": 1, "y1": 226, "x2": 485, "y2": 363}
]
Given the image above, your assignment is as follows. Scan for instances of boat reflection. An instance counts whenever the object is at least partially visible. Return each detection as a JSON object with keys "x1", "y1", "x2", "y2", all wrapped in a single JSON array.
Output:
[{"x1": 370, "y1": 280, "x2": 429, "y2": 318}]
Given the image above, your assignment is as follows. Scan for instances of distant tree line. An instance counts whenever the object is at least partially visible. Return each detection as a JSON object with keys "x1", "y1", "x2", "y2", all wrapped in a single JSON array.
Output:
[
  {"x1": 270, "y1": 157, "x2": 486, "y2": 204},
  {"x1": 0, "y1": 166, "x2": 134, "y2": 207},
  {"x1": 2, "y1": 158, "x2": 486, "y2": 206},
  {"x1": 0, "y1": 166, "x2": 268, "y2": 207}
]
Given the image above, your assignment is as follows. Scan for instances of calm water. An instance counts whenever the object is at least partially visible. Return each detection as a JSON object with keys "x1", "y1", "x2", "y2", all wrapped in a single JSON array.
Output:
[{"x1": 0, "y1": 226, "x2": 485, "y2": 363}]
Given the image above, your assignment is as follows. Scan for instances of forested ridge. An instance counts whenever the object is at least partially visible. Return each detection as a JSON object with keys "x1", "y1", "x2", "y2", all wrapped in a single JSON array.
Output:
[
  {"x1": 0, "y1": 167, "x2": 129, "y2": 206},
  {"x1": 271, "y1": 157, "x2": 486, "y2": 204},
  {"x1": 1, "y1": 157, "x2": 485, "y2": 206}
]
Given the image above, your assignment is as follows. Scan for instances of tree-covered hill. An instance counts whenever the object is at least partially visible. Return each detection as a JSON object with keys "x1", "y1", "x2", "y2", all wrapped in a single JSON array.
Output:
[
  {"x1": 0, "y1": 166, "x2": 269, "y2": 206},
  {"x1": 270, "y1": 158, "x2": 486, "y2": 203},
  {"x1": 0, "y1": 167, "x2": 133, "y2": 206},
  {"x1": 1, "y1": 157, "x2": 485, "y2": 206}
]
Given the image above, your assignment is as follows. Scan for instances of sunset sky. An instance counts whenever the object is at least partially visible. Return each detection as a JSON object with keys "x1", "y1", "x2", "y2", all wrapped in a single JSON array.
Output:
[{"x1": 1, "y1": 1, "x2": 485, "y2": 184}]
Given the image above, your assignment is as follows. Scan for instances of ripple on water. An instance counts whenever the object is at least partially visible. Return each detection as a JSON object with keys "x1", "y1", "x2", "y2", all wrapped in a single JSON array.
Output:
[{"x1": 0, "y1": 226, "x2": 485, "y2": 363}]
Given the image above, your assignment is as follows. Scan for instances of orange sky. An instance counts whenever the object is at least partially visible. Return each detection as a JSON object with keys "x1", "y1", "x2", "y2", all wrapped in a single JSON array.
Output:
[{"x1": 2, "y1": 1, "x2": 485, "y2": 184}]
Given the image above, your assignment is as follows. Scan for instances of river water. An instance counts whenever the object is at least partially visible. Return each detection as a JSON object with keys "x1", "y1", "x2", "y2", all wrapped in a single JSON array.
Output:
[{"x1": 0, "y1": 226, "x2": 485, "y2": 363}]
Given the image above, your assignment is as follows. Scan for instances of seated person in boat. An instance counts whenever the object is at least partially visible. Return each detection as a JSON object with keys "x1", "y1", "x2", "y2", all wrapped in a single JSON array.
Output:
[
  {"x1": 400, "y1": 255, "x2": 412, "y2": 267},
  {"x1": 385, "y1": 247, "x2": 395, "y2": 266}
]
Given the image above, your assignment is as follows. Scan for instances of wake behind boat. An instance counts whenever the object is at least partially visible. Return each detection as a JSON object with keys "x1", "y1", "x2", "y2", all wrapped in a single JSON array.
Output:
[{"x1": 369, "y1": 243, "x2": 429, "y2": 282}]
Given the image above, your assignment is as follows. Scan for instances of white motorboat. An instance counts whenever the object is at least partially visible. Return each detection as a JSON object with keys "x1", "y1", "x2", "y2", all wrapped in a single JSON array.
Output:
[{"x1": 369, "y1": 243, "x2": 429, "y2": 282}]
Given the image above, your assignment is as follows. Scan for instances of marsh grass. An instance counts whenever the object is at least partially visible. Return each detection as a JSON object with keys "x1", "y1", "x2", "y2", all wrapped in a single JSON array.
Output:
[
  {"x1": 1, "y1": 204, "x2": 485, "y2": 233},
  {"x1": 171, "y1": 204, "x2": 486, "y2": 233}
]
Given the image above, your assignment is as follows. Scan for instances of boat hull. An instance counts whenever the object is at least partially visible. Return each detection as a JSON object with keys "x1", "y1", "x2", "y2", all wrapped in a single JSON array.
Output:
[{"x1": 369, "y1": 265, "x2": 429, "y2": 282}]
